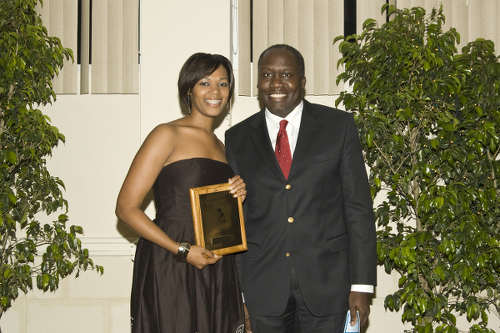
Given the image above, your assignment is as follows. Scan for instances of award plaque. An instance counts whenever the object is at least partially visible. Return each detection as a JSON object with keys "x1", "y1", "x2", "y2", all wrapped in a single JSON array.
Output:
[{"x1": 189, "y1": 182, "x2": 247, "y2": 255}]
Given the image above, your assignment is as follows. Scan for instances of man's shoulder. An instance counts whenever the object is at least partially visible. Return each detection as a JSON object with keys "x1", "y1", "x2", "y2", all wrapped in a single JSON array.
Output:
[
  {"x1": 226, "y1": 111, "x2": 262, "y2": 137},
  {"x1": 305, "y1": 100, "x2": 354, "y2": 122}
]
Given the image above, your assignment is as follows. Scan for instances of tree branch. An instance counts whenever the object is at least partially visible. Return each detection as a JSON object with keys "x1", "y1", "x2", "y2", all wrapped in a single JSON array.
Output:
[{"x1": 486, "y1": 150, "x2": 498, "y2": 191}]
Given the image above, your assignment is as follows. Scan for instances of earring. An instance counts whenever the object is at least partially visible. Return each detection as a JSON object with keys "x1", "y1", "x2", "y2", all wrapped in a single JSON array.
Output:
[
  {"x1": 226, "y1": 105, "x2": 232, "y2": 127},
  {"x1": 186, "y1": 91, "x2": 192, "y2": 114}
]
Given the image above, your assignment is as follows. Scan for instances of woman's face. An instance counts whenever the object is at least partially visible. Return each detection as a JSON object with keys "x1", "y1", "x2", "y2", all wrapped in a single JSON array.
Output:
[{"x1": 190, "y1": 65, "x2": 230, "y2": 118}]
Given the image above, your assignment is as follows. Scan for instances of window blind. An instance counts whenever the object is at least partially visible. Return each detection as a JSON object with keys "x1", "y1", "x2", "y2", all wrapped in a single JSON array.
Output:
[
  {"x1": 396, "y1": 0, "x2": 500, "y2": 54},
  {"x1": 38, "y1": 0, "x2": 139, "y2": 94},
  {"x1": 38, "y1": 0, "x2": 78, "y2": 94},
  {"x1": 238, "y1": 0, "x2": 386, "y2": 96}
]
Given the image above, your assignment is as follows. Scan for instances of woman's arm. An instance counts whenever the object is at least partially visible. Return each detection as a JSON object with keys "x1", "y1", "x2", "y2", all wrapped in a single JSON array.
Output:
[
  {"x1": 116, "y1": 124, "x2": 178, "y2": 252},
  {"x1": 115, "y1": 124, "x2": 221, "y2": 268}
]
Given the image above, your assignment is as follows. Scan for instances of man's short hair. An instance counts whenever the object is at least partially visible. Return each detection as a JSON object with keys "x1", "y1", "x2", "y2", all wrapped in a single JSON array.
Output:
[{"x1": 257, "y1": 44, "x2": 305, "y2": 77}]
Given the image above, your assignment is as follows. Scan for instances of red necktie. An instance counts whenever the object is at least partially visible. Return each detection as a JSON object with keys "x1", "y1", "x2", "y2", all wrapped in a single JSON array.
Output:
[{"x1": 275, "y1": 120, "x2": 292, "y2": 179}]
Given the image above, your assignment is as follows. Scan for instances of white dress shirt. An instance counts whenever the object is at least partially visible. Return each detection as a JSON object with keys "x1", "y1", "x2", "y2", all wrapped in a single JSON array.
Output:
[
  {"x1": 265, "y1": 102, "x2": 303, "y2": 156},
  {"x1": 264, "y1": 102, "x2": 374, "y2": 294}
]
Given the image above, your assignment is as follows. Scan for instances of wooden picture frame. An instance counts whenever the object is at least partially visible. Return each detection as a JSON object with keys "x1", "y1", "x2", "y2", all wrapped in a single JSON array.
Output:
[{"x1": 189, "y1": 182, "x2": 247, "y2": 255}]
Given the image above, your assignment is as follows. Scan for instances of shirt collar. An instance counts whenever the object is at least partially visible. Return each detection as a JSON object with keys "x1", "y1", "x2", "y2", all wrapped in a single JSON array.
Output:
[{"x1": 264, "y1": 101, "x2": 303, "y2": 129}]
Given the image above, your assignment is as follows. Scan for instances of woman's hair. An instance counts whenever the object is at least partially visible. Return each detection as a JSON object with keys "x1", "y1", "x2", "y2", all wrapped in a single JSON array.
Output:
[{"x1": 178, "y1": 53, "x2": 235, "y2": 115}]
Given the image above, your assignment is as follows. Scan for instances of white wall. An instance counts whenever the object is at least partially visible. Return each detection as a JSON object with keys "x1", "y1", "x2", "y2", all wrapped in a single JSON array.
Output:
[{"x1": 2, "y1": 1, "x2": 498, "y2": 332}]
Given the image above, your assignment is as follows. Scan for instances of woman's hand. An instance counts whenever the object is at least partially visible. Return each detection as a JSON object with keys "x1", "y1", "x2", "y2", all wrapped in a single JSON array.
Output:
[
  {"x1": 244, "y1": 303, "x2": 252, "y2": 332},
  {"x1": 185, "y1": 245, "x2": 222, "y2": 269},
  {"x1": 229, "y1": 175, "x2": 247, "y2": 201}
]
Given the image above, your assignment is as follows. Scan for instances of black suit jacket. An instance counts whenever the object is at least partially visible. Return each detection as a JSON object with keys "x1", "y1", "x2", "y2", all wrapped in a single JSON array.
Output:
[{"x1": 225, "y1": 100, "x2": 376, "y2": 316}]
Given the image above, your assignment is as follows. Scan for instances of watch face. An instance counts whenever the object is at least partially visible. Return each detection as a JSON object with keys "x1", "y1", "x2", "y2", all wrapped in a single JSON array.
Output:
[{"x1": 177, "y1": 243, "x2": 190, "y2": 260}]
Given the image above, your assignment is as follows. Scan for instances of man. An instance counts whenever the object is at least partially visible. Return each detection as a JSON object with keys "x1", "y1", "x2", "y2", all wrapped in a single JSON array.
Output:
[{"x1": 225, "y1": 44, "x2": 376, "y2": 333}]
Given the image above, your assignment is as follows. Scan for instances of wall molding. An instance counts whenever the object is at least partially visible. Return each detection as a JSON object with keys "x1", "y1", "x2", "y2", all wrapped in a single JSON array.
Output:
[{"x1": 80, "y1": 237, "x2": 137, "y2": 256}]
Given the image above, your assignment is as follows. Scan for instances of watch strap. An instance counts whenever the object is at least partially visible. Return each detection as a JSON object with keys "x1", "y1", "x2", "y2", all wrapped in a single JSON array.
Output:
[{"x1": 176, "y1": 242, "x2": 191, "y2": 262}]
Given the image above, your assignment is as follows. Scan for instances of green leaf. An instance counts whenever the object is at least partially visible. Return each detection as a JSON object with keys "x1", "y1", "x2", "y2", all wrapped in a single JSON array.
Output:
[
  {"x1": 336, "y1": 3, "x2": 499, "y2": 331},
  {"x1": 0, "y1": 0, "x2": 102, "y2": 313},
  {"x1": 41, "y1": 274, "x2": 50, "y2": 289},
  {"x1": 362, "y1": 18, "x2": 377, "y2": 30},
  {"x1": 7, "y1": 193, "x2": 17, "y2": 204},
  {"x1": 333, "y1": 35, "x2": 344, "y2": 45},
  {"x1": 367, "y1": 131, "x2": 374, "y2": 148},
  {"x1": 430, "y1": 138, "x2": 439, "y2": 149},
  {"x1": 435, "y1": 196, "x2": 444, "y2": 209},
  {"x1": 433, "y1": 265, "x2": 446, "y2": 281},
  {"x1": 6, "y1": 151, "x2": 17, "y2": 163},
  {"x1": 0, "y1": 297, "x2": 9, "y2": 308},
  {"x1": 3, "y1": 268, "x2": 12, "y2": 279}
]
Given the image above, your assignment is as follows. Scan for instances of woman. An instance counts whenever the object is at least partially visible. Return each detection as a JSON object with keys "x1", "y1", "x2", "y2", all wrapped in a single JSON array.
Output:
[{"x1": 116, "y1": 53, "x2": 246, "y2": 333}]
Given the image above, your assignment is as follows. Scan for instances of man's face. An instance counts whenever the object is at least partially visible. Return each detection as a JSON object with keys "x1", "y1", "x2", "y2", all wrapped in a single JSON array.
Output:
[{"x1": 257, "y1": 49, "x2": 306, "y2": 118}]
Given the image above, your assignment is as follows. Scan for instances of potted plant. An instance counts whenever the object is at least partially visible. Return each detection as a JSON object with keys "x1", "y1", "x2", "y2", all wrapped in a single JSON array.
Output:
[
  {"x1": 0, "y1": 0, "x2": 103, "y2": 321},
  {"x1": 335, "y1": 4, "x2": 499, "y2": 332}
]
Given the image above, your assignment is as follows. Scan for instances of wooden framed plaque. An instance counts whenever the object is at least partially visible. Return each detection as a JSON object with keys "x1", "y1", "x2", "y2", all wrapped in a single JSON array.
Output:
[{"x1": 189, "y1": 182, "x2": 247, "y2": 255}]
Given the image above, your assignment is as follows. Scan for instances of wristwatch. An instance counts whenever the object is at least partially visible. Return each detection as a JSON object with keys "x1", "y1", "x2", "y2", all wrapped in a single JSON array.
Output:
[{"x1": 176, "y1": 242, "x2": 191, "y2": 262}]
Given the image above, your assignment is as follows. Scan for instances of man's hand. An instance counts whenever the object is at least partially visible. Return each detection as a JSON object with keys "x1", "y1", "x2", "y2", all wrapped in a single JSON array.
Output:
[{"x1": 348, "y1": 291, "x2": 372, "y2": 330}]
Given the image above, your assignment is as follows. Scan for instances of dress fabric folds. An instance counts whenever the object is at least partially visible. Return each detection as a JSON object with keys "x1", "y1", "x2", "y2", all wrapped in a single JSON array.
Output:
[{"x1": 131, "y1": 158, "x2": 245, "y2": 333}]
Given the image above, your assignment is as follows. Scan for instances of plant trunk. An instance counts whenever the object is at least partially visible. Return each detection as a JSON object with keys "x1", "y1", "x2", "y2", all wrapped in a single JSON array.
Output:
[
  {"x1": 487, "y1": 150, "x2": 498, "y2": 190},
  {"x1": 409, "y1": 126, "x2": 421, "y2": 230}
]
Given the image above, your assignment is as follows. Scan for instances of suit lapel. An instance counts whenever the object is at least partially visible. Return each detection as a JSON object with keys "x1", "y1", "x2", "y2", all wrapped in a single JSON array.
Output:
[
  {"x1": 249, "y1": 111, "x2": 284, "y2": 180},
  {"x1": 289, "y1": 100, "x2": 322, "y2": 178}
]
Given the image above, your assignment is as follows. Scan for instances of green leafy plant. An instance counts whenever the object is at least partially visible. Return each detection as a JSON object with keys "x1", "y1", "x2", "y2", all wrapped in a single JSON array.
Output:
[
  {"x1": 335, "y1": 5, "x2": 499, "y2": 333},
  {"x1": 0, "y1": 0, "x2": 103, "y2": 319}
]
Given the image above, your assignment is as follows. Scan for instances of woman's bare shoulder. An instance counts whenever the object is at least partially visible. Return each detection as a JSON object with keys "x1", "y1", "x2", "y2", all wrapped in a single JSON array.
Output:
[
  {"x1": 146, "y1": 122, "x2": 181, "y2": 142},
  {"x1": 142, "y1": 119, "x2": 198, "y2": 157},
  {"x1": 136, "y1": 123, "x2": 181, "y2": 163}
]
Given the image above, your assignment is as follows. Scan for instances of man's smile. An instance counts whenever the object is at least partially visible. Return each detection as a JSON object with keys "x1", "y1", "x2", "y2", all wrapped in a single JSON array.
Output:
[{"x1": 269, "y1": 93, "x2": 287, "y2": 99}]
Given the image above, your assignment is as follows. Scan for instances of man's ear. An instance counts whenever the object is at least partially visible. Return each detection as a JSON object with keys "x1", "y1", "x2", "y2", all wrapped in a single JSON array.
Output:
[{"x1": 301, "y1": 76, "x2": 306, "y2": 97}]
